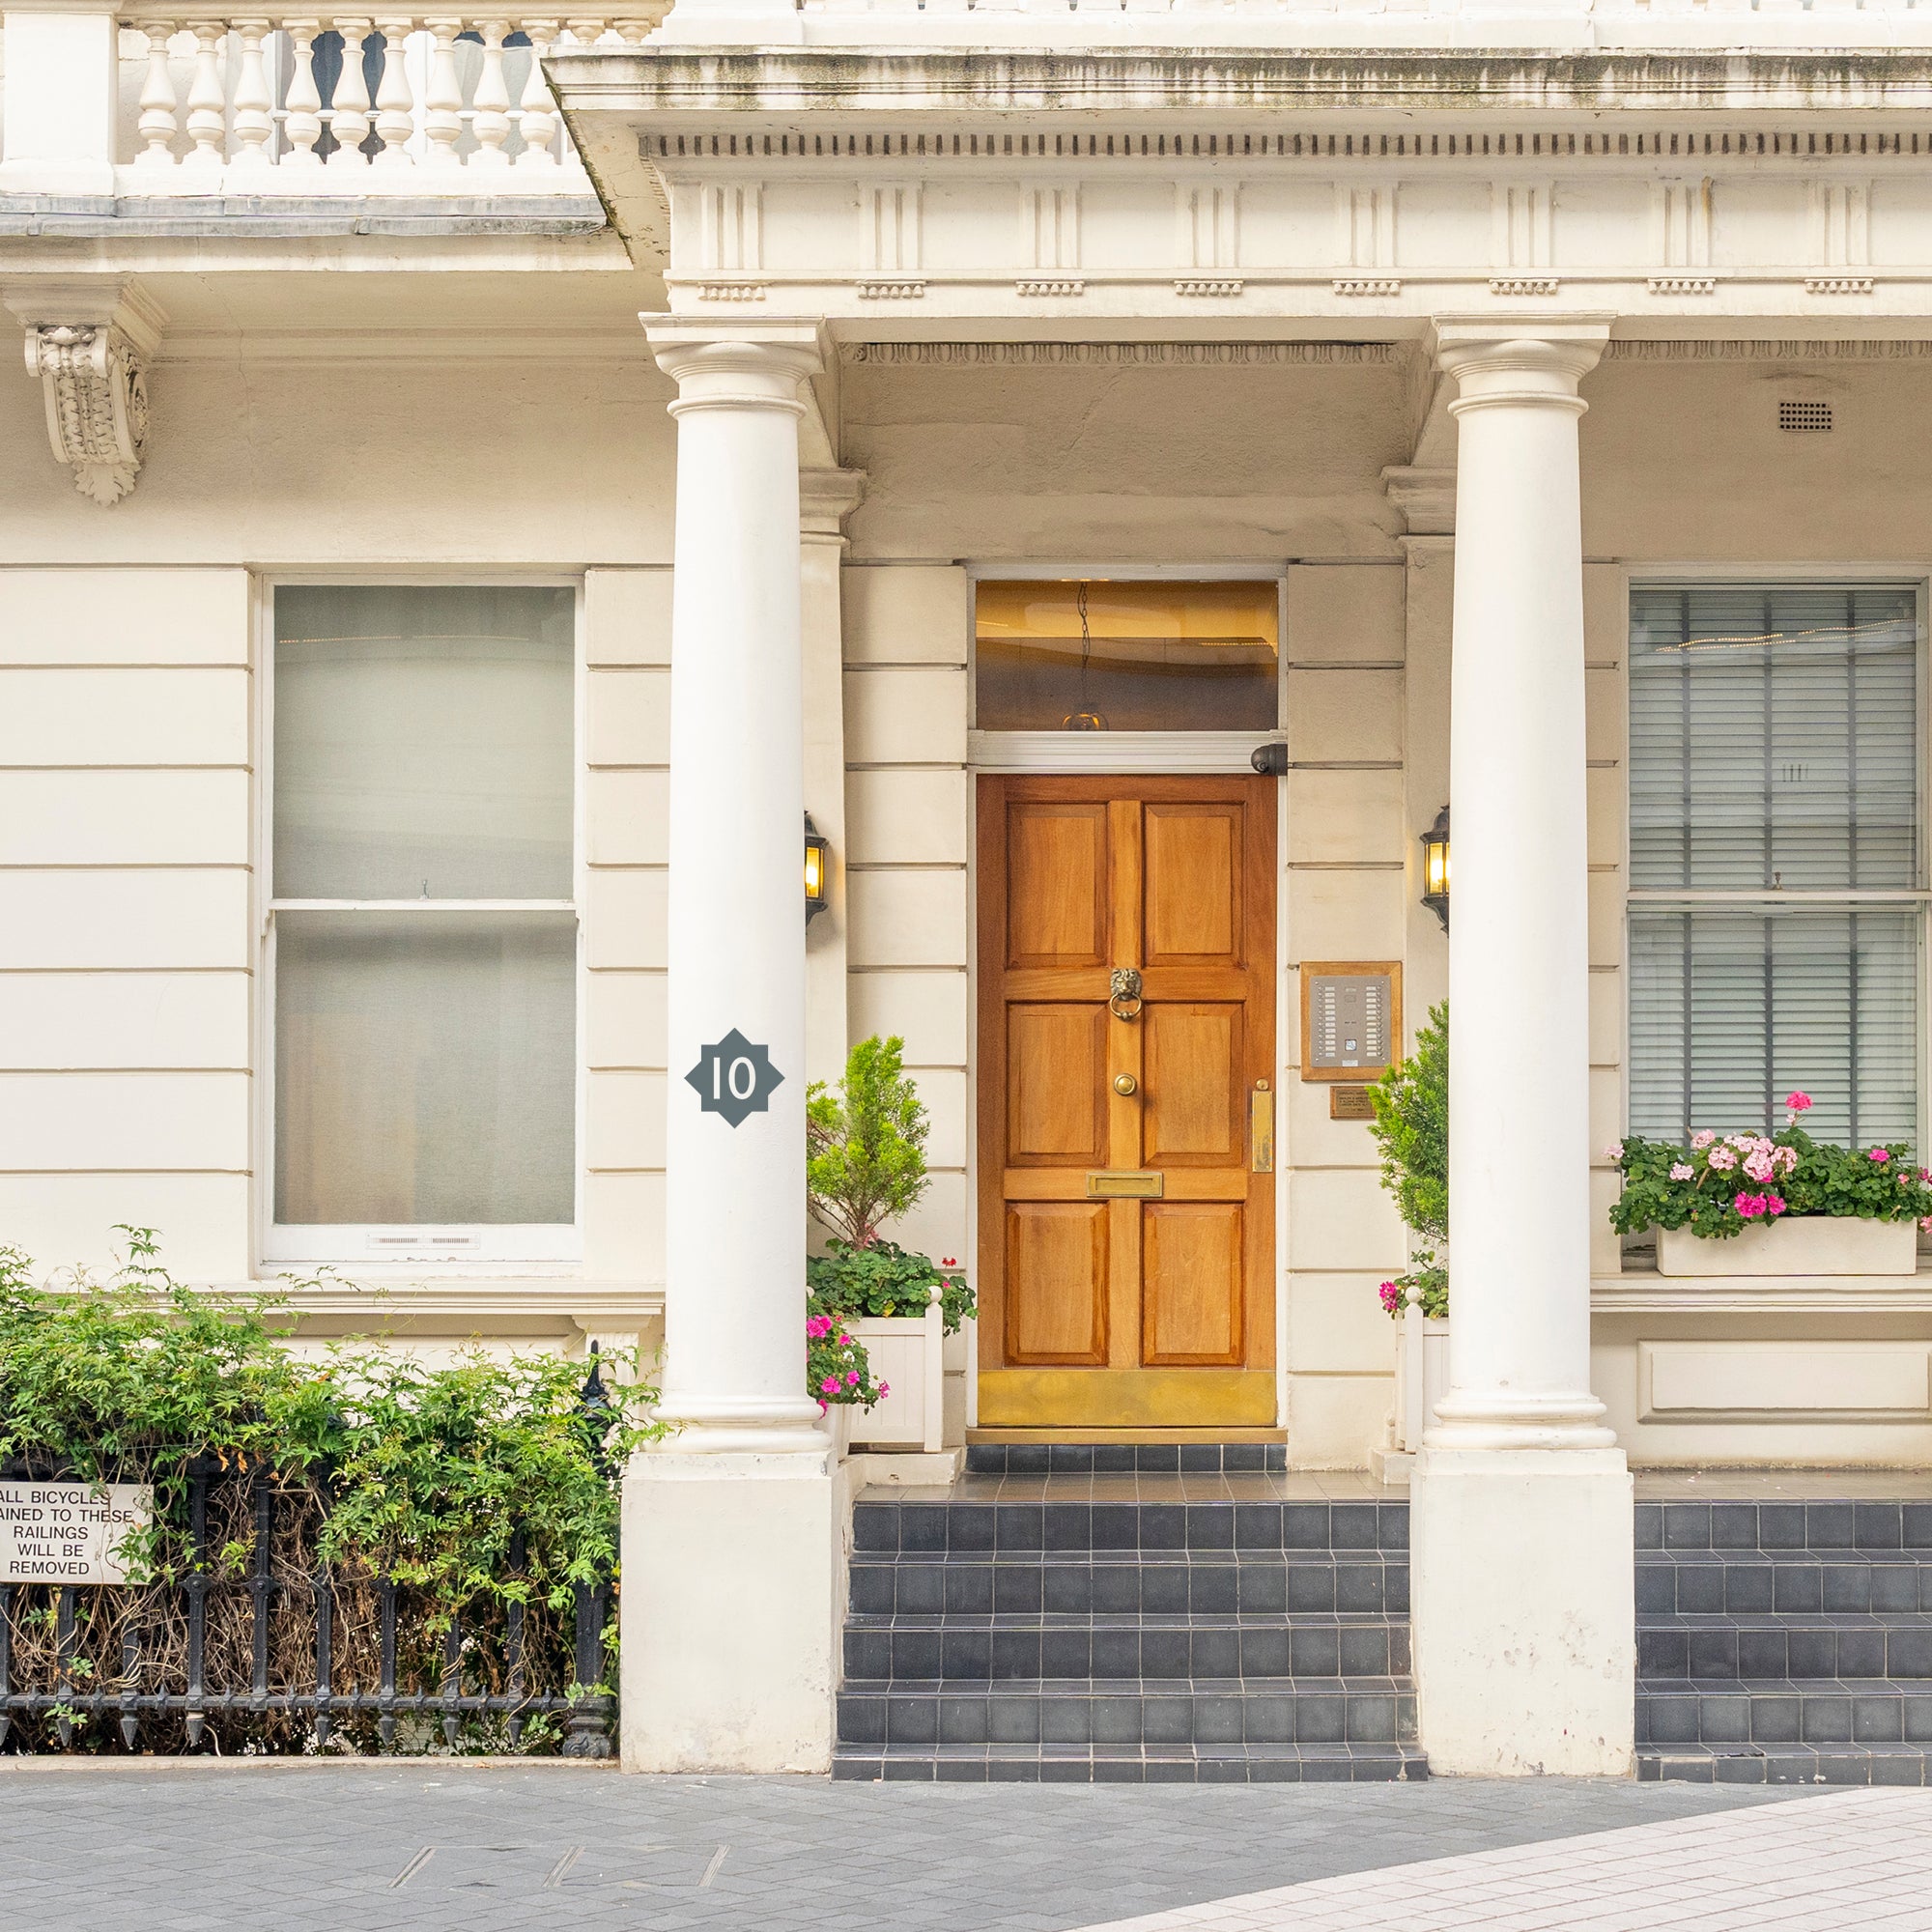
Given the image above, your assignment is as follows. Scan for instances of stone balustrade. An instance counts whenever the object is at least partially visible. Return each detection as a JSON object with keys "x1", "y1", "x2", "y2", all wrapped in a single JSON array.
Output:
[{"x1": 113, "y1": 15, "x2": 660, "y2": 184}]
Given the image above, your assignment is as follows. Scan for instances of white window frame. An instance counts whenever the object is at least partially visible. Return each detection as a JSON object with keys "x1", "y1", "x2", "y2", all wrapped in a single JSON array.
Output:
[
  {"x1": 965, "y1": 560, "x2": 1289, "y2": 773},
  {"x1": 1622, "y1": 566, "x2": 1932, "y2": 1159},
  {"x1": 255, "y1": 572, "x2": 587, "y2": 1272}
]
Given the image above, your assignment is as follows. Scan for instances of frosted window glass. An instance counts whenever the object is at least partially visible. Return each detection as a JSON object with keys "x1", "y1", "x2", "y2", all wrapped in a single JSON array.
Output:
[
  {"x1": 274, "y1": 912, "x2": 576, "y2": 1226},
  {"x1": 274, "y1": 585, "x2": 574, "y2": 899}
]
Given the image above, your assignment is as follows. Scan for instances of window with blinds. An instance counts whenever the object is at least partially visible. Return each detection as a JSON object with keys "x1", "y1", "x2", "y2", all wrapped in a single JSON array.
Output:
[{"x1": 1628, "y1": 583, "x2": 1923, "y2": 1148}]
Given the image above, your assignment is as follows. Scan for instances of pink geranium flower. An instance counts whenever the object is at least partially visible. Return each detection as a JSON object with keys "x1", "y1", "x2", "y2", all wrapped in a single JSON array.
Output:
[
  {"x1": 1775, "y1": 1147, "x2": 1799, "y2": 1175},
  {"x1": 1605, "y1": 1142, "x2": 1625, "y2": 1162},
  {"x1": 1707, "y1": 1147, "x2": 1738, "y2": 1172},
  {"x1": 820, "y1": 1376, "x2": 843, "y2": 1396},
  {"x1": 1690, "y1": 1130, "x2": 1717, "y2": 1149},
  {"x1": 1669, "y1": 1162, "x2": 1695, "y2": 1181},
  {"x1": 1744, "y1": 1150, "x2": 1776, "y2": 1182},
  {"x1": 1378, "y1": 1281, "x2": 1402, "y2": 1314},
  {"x1": 1870, "y1": 1148, "x2": 1892, "y2": 1163},
  {"x1": 1735, "y1": 1193, "x2": 1769, "y2": 1220},
  {"x1": 1786, "y1": 1091, "x2": 1813, "y2": 1114},
  {"x1": 1765, "y1": 1193, "x2": 1787, "y2": 1216}
]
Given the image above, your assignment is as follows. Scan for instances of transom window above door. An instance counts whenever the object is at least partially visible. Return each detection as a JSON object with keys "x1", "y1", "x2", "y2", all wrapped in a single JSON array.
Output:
[{"x1": 974, "y1": 579, "x2": 1280, "y2": 732}]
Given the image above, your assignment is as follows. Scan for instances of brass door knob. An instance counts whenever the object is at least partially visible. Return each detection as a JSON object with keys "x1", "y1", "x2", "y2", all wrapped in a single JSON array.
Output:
[{"x1": 1113, "y1": 1073, "x2": 1138, "y2": 1096}]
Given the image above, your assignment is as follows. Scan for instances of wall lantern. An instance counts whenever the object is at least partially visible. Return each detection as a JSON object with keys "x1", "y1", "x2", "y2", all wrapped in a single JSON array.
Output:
[
  {"x1": 1420, "y1": 805, "x2": 1451, "y2": 933},
  {"x1": 804, "y1": 812, "x2": 831, "y2": 923}
]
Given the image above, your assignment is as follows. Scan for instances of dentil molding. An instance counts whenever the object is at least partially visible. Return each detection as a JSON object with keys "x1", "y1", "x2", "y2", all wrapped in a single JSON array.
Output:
[{"x1": 2, "y1": 279, "x2": 166, "y2": 507}]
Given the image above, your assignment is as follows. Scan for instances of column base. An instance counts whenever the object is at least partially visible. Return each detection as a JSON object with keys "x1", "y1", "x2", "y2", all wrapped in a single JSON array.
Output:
[
  {"x1": 619, "y1": 1447, "x2": 838, "y2": 1773},
  {"x1": 1411, "y1": 1443, "x2": 1634, "y2": 1776}
]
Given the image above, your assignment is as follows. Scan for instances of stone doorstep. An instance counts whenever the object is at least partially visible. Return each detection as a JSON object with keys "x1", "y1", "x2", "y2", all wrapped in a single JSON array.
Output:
[
  {"x1": 1638, "y1": 1497, "x2": 1932, "y2": 1551},
  {"x1": 1636, "y1": 1745, "x2": 1932, "y2": 1786},
  {"x1": 851, "y1": 1498, "x2": 1411, "y2": 1555}
]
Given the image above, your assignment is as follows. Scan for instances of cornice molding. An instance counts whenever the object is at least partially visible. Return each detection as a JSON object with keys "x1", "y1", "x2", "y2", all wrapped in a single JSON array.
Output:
[
  {"x1": 844, "y1": 340, "x2": 1397, "y2": 364},
  {"x1": 1, "y1": 277, "x2": 165, "y2": 507},
  {"x1": 1601, "y1": 338, "x2": 1932, "y2": 359}
]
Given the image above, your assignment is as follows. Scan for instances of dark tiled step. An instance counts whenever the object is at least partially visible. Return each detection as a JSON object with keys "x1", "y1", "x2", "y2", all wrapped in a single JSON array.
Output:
[
  {"x1": 852, "y1": 1497, "x2": 1408, "y2": 1556},
  {"x1": 837, "y1": 1676, "x2": 1417, "y2": 1749},
  {"x1": 1637, "y1": 1744, "x2": 1932, "y2": 1787},
  {"x1": 1637, "y1": 1677, "x2": 1932, "y2": 1747},
  {"x1": 964, "y1": 1444, "x2": 1288, "y2": 1476},
  {"x1": 1636, "y1": 1551, "x2": 1932, "y2": 1616},
  {"x1": 832, "y1": 1743, "x2": 1428, "y2": 1783},
  {"x1": 1639, "y1": 1613, "x2": 1932, "y2": 1681},
  {"x1": 848, "y1": 1552, "x2": 1408, "y2": 1618},
  {"x1": 842, "y1": 1614, "x2": 1410, "y2": 1682},
  {"x1": 1638, "y1": 1499, "x2": 1932, "y2": 1554}
]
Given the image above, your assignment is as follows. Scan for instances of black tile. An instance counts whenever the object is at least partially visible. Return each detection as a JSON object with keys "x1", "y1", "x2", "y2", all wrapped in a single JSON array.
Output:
[
  {"x1": 1377, "y1": 1505, "x2": 1409, "y2": 1552},
  {"x1": 1040, "y1": 1630, "x2": 1091, "y2": 1678},
  {"x1": 1800, "y1": 1694, "x2": 1853, "y2": 1744},
  {"x1": 1635, "y1": 1564, "x2": 1678, "y2": 1615},
  {"x1": 1092, "y1": 1505, "x2": 1139, "y2": 1551},
  {"x1": 940, "y1": 1696, "x2": 990, "y2": 1746},
  {"x1": 1294, "y1": 1693, "x2": 1346, "y2": 1744},
  {"x1": 882, "y1": 1757, "x2": 937, "y2": 1781},
  {"x1": 894, "y1": 1630, "x2": 942, "y2": 1680},
  {"x1": 1192, "y1": 1694, "x2": 1244, "y2": 1745},
  {"x1": 1748, "y1": 1693, "x2": 1802, "y2": 1745},
  {"x1": 1043, "y1": 1504, "x2": 1092, "y2": 1552},
  {"x1": 1868, "y1": 1751, "x2": 1927, "y2": 1786},
  {"x1": 1140, "y1": 1506, "x2": 1187, "y2": 1551},
  {"x1": 1871, "y1": 1566, "x2": 1921, "y2": 1613},
  {"x1": 945, "y1": 1565, "x2": 995, "y2": 1616},
  {"x1": 1807, "y1": 1502, "x2": 1856, "y2": 1549},
  {"x1": 1347, "y1": 1694, "x2": 1399, "y2": 1744},
  {"x1": 1756, "y1": 1503, "x2": 1807, "y2": 1549},
  {"x1": 1144, "y1": 1755, "x2": 1197, "y2": 1783},
  {"x1": 1197, "y1": 1755, "x2": 1249, "y2": 1783},
  {"x1": 1092, "y1": 1564, "x2": 1143, "y2": 1614},
  {"x1": 1856, "y1": 1503, "x2": 1905, "y2": 1551},
  {"x1": 1724, "y1": 1565, "x2": 1775, "y2": 1614},
  {"x1": 1179, "y1": 1444, "x2": 1221, "y2": 1473},
  {"x1": 1735, "y1": 1629, "x2": 1787, "y2": 1679},
  {"x1": 1772, "y1": 1566, "x2": 1824, "y2": 1614},
  {"x1": 1092, "y1": 1445, "x2": 1136, "y2": 1474},
  {"x1": 993, "y1": 1566, "x2": 1044, "y2": 1616},
  {"x1": 1039, "y1": 1696, "x2": 1092, "y2": 1746},
  {"x1": 1093, "y1": 1629, "x2": 1141, "y2": 1679},
  {"x1": 1903, "y1": 1503, "x2": 1932, "y2": 1550},
  {"x1": 1005, "y1": 1445, "x2": 1050, "y2": 1474},
  {"x1": 1141, "y1": 1628, "x2": 1191, "y2": 1678},
  {"x1": 1139, "y1": 1565, "x2": 1187, "y2": 1615},
  {"x1": 1223, "y1": 1445, "x2": 1265, "y2": 1472},
  {"x1": 1135, "y1": 1445, "x2": 1180, "y2": 1472},
  {"x1": 1090, "y1": 1696, "x2": 1144, "y2": 1747},
  {"x1": 1634, "y1": 1504, "x2": 1663, "y2": 1550},
  {"x1": 1241, "y1": 1629, "x2": 1291, "y2": 1678},
  {"x1": 940, "y1": 1630, "x2": 993, "y2": 1681},
  {"x1": 1050, "y1": 1445, "x2": 1095, "y2": 1475},
  {"x1": 1333, "y1": 1565, "x2": 1386, "y2": 1615},
  {"x1": 1709, "y1": 1503, "x2": 1758, "y2": 1550},
  {"x1": 1688, "y1": 1630, "x2": 1738, "y2": 1679},
  {"x1": 1190, "y1": 1629, "x2": 1241, "y2": 1679},
  {"x1": 1662, "y1": 1504, "x2": 1711, "y2": 1550},
  {"x1": 1187, "y1": 1505, "x2": 1236, "y2": 1551},
  {"x1": 1243, "y1": 1694, "x2": 1294, "y2": 1744},
  {"x1": 1236, "y1": 1504, "x2": 1283, "y2": 1550},
  {"x1": 1238, "y1": 1566, "x2": 1287, "y2": 1615},
  {"x1": 1837, "y1": 1630, "x2": 1887, "y2": 1680},
  {"x1": 1639, "y1": 1629, "x2": 1690, "y2": 1676},
  {"x1": 991, "y1": 1629, "x2": 1042, "y2": 1679},
  {"x1": 887, "y1": 1695, "x2": 940, "y2": 1746},
  {"x1": 1190, "y1": 1566, "x2": 1239, "y2": 1615},
  {"x1": 1678, "y1": 1564, "x2": 1727, "y2": 1614},
  {"x1": 1142, "y1": 1696, "x2": 1192, "y2": 1745},
  {"x1": 1286, "y1": 1564, "x2": 1337, "y2": 1613},
  {"x1": 1092, "y1": 1757, "x2": 1145, "y2": 1785},
  {"x1": 1818, "y1": 1565, "x2": 1866, "y2": 1613},
  {"x1": 1281, "y1": 1503, "x2": 1330, "y2": 1549},
  {"x1": 1853, "y1": 1695, "x2": 1904, "y2": 1744},
  {"x1": 1902, "y1": 1695, "x2": 1932, "y2": 1743},
  {"x1": 1339, "y1": 1625, "x2": 1391, "y2": 1677},
  {"x1": 950, "y1": 1507, "x2": 997, "y2": 1552},
  {"x1": 1644, "y1": 1696, "x2": 1700, "y2": 1745},
  {"x1": 1697, "y1": 1694, "x2": 1750, "y2": 1745},
  {"x1": 1329, "y1": 1504, "x2": 1378, "y2": 1550},
  {"x1": 997, "y1": 1505, "x2": 1044, "y2": 1552},
  {"x1": 1786, "y1": 1629, "x2": 1836, "y2": 1679},
  {"x1": 853, "y1": 1505, "x2": 898, "y2": 1553},
  {"x1": 845, "y1": 1629, "x2": 892, "y2": 1680},
  {"x1": 988, "y1": 1694, "x2": 1040, "y2": 1745},
  {"x1": 849, "y1": 1566, "x2": 895, "y2": 1616},
  {"x1": 986, "y1": 1755, "x2": 1041, "y2": 1782},
  {"x1": 900, "y1": 1504, "x2": 949, "y2": 1552},
  {"x1": 1290, "y1": 1627, "x2": 1342, "y2": 1677},
  {"x1": 964, "y1": 1445, "x2": 1007, "y2": 1474},
  {"x1": 1385, "y1": 1567, "x2": 1411, "y2": 1614},
  {"x1": 1713, "y1": 1752, "x2": 1772, "y2": 1785},
  {"x1": 896, "y1": 1565, "x2": 946, "y2": 1616},
  {"x1": 838, "y1": 1695, "x2": 888, "y2": 1744},
  {"x1": 1888, "y1": 1629, "x2": 1932, "y2": 1679}
]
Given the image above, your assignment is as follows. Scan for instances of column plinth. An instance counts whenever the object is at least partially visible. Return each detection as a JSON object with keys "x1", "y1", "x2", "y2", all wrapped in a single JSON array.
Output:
[{"x1": 1410, "y1": 317, "x2": 1634, "y2": 1777}]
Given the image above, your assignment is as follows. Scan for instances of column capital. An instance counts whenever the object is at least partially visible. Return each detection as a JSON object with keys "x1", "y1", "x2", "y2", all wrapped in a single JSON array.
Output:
[
  {"x1": 799, "y1": 466, "x2": 866, "y2": 541},
  {"x1": 1432, "y1": 315, "x2": 1612, "y2": 416},
  {"x1": 642, "y1": 315, "x2": 828, "y2": 416}
]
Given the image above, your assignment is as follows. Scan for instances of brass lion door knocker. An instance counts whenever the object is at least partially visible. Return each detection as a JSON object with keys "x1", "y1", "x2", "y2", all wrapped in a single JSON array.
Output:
[{"x1": 1109, "y1": 967, "x2": 1144, "y2": 1021}]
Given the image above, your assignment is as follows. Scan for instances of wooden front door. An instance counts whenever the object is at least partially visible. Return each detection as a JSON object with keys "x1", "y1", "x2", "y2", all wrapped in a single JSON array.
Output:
[{"x1": 976, "y1": 777, "x2": 1277, "y2": 1432}]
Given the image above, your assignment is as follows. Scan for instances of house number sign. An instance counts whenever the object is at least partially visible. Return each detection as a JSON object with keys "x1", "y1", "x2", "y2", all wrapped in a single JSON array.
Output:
[
  {"x1": 0, "y1": 1480, "x2": 152, "y2": 1584},
  {"x1": 685, "y1": 1028, "x2": 785, "y2": 1128}
]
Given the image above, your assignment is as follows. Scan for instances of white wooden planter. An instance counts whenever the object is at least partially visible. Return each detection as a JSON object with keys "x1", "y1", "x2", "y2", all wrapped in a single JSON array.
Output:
[
  {"x1": 1394, "y1": 1305, "x2": 1452, "y2": 1453},
  {"x1": 815, "y1": 1400, "x2": 853, "y2": 1460},
  {"x1": 1658, "y1": 1217, "x2": 1918, "y2": 1278},
  {"x1": 847, "y1": 1297, "x2": 947, "y2": 1453}
]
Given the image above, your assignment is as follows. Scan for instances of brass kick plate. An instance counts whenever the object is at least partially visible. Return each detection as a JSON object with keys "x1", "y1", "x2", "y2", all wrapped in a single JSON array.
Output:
[{"x1": 1086, "y1": 1170, "x2": 1164, "y2": 1199}]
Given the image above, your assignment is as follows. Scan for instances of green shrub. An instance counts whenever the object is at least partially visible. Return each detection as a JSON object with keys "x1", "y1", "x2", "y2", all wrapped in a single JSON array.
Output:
[
  {"x1": 807, "y1": 1036, "x2": 930, "y2": 1247},
  {"x1": 807, "y1": 1238, "x2": 976, "y2": 1336},
  {"x1": 1366, "y1": 1002, "x2": 1449, "y2": 1319}
]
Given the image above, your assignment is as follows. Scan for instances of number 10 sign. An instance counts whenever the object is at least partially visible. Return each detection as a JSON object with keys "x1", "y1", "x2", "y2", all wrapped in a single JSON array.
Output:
[{"x1": 684, "y1": 1028, "x2": 785, "y2": 1128}]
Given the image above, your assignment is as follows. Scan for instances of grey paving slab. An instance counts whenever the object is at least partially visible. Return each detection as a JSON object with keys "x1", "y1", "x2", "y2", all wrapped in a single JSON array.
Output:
[{"x1": 0, "y1": 1762, "x2": 1843, "y2": 1932}]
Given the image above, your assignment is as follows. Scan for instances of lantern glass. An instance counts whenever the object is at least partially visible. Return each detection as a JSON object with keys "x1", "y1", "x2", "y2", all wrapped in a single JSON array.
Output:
[
  {"x1": 1420, "y1": 806, "x2": 1450, "y2": 931},
  {"x1": 804, "y1": 813, "x2": 830, "y2": 922}
]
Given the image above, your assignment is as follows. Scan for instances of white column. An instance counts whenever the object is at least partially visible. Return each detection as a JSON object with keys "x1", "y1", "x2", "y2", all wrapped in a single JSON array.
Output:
[
  {"x1": 621, "y1": 318, "x2": 840, "y2": 1776},
  {"x1": 1409, "y1": 317, "x2": 1634, "y2": 1777}
]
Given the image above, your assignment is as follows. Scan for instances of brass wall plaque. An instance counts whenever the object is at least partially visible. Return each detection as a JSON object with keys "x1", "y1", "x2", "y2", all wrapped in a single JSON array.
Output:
[
  {"x1": 1086, "y1": 1170, "x2": 1164, "y2": 1199},
  {"x1": 1330, "y1": 1084, "x2": 1377, "y2": 1122}
]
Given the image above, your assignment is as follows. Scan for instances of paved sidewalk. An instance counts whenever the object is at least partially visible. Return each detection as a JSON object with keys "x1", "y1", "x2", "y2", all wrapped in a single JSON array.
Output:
[{"x1": 0, "y1": 1761, "x2": 1854, "y2": 1932}]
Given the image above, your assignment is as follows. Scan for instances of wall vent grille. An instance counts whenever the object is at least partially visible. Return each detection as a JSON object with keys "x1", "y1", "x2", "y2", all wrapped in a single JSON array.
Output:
[{"x1": 1778, "y1": 401, "x2": 1833, "y2": 433}]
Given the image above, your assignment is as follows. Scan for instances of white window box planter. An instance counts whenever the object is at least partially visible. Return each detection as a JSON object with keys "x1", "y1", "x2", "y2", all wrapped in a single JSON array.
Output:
[
  {"x1": 847, "y1": 1298, "x2": 947, "y2": 1454},
  {"x1": 1657, "y1": 1218, "x2": 1918, "y2": 1279},
  {"x1": 1395, "y1": 1304, "x2": 1452, "y2": 1453},
  {"x1": 815, "y1": 1400, "x2": 854, "y2": 1461}
]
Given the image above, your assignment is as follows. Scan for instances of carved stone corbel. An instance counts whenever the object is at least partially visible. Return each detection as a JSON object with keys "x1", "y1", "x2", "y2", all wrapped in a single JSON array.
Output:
[{"x1": 2, "y1": 280, "x2": 166, "y2": 507}]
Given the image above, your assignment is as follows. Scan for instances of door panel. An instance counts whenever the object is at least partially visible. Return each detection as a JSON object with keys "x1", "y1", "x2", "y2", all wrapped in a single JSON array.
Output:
[
  {"x1": 1007, "y1": 802, "x2": 1109, "y2": 967},
  {"x1": 1143, "y1": 1205, "x2": 1244, "y2": 1365},
  {"x1": 1008, "y1": 1006, "x2": 1108, "y2": 1165},
  {"x1": 1143, "y1": 802, "x2": 1243, "y2": 966},
  {"x1": 1006, "y1": 1203, "x2": 1110, "y2": 1364},
  {"x1": 1142, "y1": 1004, "x2": 1245, "y2": 1167},
  {"x1": 978, "y1": 776, "x2": 1276, "y2": 1431}
]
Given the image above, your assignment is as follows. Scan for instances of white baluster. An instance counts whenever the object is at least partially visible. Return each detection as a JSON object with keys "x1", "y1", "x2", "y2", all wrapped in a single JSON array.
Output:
[
  {"x1": 228, "y1": 18, "x2": 276, "y2": 172},
  {"x1": 183, "y1": 20, "x2": 229, "y2": 172},
  {"x1": 470, "y1": 19, "x2": 513, "y2": 165},
  {"x1": 420, "y1": 17, "x2": 465, "y2": 165},
  {"x1": 135, "y1": 21, "x2": 182, "y2": 171},
  {"x1": 282, "y1": 20, "x2": 326, "y2": 164},
  {"x1": 329, "y1": 16, "x2": 374, "y2": 161},
  {"x1": 371, "y1": 18, "x2": 418, "y2": 165},
  {"x1": 562, "y1": 15, "x2": 610, "y2": 42},
  {"x1": 513, "y1": 19, "x2": 560, "y2": 168}
]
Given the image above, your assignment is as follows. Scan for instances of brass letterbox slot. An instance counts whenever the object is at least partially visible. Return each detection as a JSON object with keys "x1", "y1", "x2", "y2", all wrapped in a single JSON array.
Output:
[
  {"x1": 1086, "y1": 1170, "x2": 1164, "y2": 1199},
  {"x1": 1249, "y1": 1080, "x2": 1275, "y2": 1173}
]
